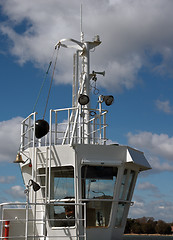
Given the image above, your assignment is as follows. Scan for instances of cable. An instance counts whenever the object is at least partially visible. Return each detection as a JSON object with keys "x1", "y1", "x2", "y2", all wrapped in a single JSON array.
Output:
[
  {"x1": 32, "y1": 49, "x2": 56, "y2": 113},
  {"x1": 43, "y1": 47, "x2": 60, "y2": 119}
]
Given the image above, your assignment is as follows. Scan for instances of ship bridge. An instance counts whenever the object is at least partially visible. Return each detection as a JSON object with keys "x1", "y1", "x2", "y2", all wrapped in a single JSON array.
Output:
[{"x1": 0, "y1": 35, "x2": 151, "y2": 240}]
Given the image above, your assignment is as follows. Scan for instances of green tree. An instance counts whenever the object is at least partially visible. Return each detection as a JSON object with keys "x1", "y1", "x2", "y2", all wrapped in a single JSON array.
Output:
[
  {"x1": 131, "y1": 222, "x2": 143, "y2": 234},
  {"x1": 124, "y1": 218, "x2": 134, "y2": 234},
  {"x1": 155, "y1": 220, "x2": 172, "y2": 235},
  {"x1": 142, "y1": 221, "x2": 156, "y2": 234}
]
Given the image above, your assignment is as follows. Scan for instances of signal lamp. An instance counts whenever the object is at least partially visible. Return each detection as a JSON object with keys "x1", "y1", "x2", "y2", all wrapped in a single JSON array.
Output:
[
  {"x1": 103, "y1": 95, "x2": 114, "y2": 106},
  {"x1": 78, "y1": 94, "x2": 90, "y2": 105},
  {"x1": 28, "y1": 179, "x2": 41, "y2": 192}
]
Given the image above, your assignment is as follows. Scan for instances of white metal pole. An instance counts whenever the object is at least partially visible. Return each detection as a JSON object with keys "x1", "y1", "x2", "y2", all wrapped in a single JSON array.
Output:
[
  {"x1": 48, "y1": 110, "x2": 52, "y2": 202},
  {"x1": 83, "y1": 43, "x2": 90, "y2": 144},
  {"x1": 25, "y1": 186, "x2": 29, "y2": 240},
  {"x1": 32, "y1": 112, "x2": 36, "y2": 202},
  {"x1": 21, "y1": 121, "x2": 25, "y2": 151}
]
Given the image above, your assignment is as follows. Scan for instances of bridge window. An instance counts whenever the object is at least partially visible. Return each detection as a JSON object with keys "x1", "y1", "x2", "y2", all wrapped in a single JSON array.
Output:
[
  {"x1": 51, "y1": 166, "x2": 75, "y2": 227},
  {"x1": 115, "y1": 169, "x2": 136, "y2": 227},
  {"x1": 81, "y1": 166, "x2": 118, "y2": 227}
]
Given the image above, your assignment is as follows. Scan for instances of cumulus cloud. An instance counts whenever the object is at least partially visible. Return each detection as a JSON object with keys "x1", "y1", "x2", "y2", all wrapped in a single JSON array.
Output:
[
  {"x1": 6, "y1": 185, "x2": 25, "y2": 199},
  {"x1": 1, "y1": 0, "x2": 173, "y2": 91},
  {"x1": 149, "y1": 156, "x2": 173, "y2": 172},
  {"x1": 137, "y1": 181, "x2": 164, "y2": 199},
  {"x1": 0, "y1": 176, "x2": 16, "y2": 184},
  {"x1": 137, "y1": 182, "x2": 159, "y2": 192},
  {"x1": 155, "y1": 99, "x2": 173, "y2": 114},
  {"x1": 0, "y1": 117, "x2": 23, "y2": 162},
  {"x1": 127, "y1": 131, "x2": 173, "y2": 162},
  {"x1": 129, "y1": 198, "x2": 173, "y2": 222}
]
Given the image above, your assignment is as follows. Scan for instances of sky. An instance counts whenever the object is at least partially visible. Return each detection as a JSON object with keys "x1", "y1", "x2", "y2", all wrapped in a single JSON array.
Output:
[{"x1": 0, "y1": 0, "x2": 173, "y2": 222}]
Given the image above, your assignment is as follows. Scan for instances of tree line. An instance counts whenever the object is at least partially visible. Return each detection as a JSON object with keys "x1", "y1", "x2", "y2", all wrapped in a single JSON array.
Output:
[{"x1": 125, "y1": 217, "x2": 172, "y2": 235}]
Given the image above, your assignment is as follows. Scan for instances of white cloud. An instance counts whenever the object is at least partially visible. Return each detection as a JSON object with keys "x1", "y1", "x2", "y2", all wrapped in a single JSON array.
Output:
[
  {"x1": 155, "y1": 99, "x2": 173, "y2": 114},
  {"x1": 0, "y1": 117, "x2": 23, "y2": 162},
  {"x1": 137, "y1": 182, "x2": 159, "y2": 192},
  {"x1": 137, "y1": 181, "x2": 164, "y2": 199},
  {"x1": 129, "y1": 199, "x2": 173, "y2": 222},
  {"x1": 6, "y1": 185, "x2": 25, "y2": 199},
  {"x1": 1, "y1": 0, "x2": 173, "y2": 91},
  {"x1": 0, "y1": 176, "x2": 16, "y2": 184},
  {"x1": 127, "y1": 131, "x2": 173, "y2": 162},
  {"x1": 98, "y1": 55, "x2": 142, "y2": 91},
  {"x1": 149, "y1": 156, "x2": 173, "y2": 172},
  {"x1": 127, "y1": 131, "x2": 173, "y2": 174}
]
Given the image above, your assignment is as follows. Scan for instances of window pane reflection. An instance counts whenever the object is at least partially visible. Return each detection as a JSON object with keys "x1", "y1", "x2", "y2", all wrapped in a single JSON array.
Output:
[
  {"x1": 115, "y1": 169, "x2": 136, "y2": 227},
  {"x1": 81, "y1": 166, "x2": 118, "y2": 228},
  {"x1": 52, "y1": 166, "x2": 75, "y2": 227}
]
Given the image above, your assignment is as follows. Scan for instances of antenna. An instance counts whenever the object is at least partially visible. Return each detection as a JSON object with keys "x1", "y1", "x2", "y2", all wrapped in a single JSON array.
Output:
[{"x1": 80, "y1": 4, "x2": 84, "y2": 42}]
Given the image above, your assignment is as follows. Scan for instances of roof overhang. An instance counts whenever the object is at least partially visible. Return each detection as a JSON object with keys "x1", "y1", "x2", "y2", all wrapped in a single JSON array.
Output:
[{"x1": 126, "y1": 147, "x2": 151, "y2": 171}]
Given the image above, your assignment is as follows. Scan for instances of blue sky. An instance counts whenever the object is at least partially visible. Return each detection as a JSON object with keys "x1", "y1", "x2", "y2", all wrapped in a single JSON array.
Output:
[{"x1": 0, "y1": 0, "x2": 173, "y2": 222}]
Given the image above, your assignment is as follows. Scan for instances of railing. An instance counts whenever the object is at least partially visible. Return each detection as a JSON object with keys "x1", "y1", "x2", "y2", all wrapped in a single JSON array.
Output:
[
  {"x1": 21, "y1": 107, "x2": 108, "y2": 151},
  {"x1": 50, "y1": 107, "x2": 107, "y2": 145},
  {"x1": 21, "y1": 112, "x2": 37, "y2": 151},
  {"x1": 0, "y1": 201, "x2": 86, "y2": 240}
]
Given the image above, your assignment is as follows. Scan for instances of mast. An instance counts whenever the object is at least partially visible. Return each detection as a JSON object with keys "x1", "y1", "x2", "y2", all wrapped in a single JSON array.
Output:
[
  {"x1": 82, "y1": 42, "x2": 91, "y2": 144},
  {"x1": 80, "y1": 4, "x2": 84, "y2": 43},
  {"x1": 55, "y1": 32, "x2": 101, "y2": 144}
]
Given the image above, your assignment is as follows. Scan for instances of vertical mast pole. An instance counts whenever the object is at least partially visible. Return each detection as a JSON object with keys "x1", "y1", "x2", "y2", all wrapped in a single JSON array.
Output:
[
  {"x1": 83, "y1": 43, "x2": 90, "y2": 144},
  {"x1": 80, "y1": 4, "x2": 84, "y2": 43},
  {"x1": 80, "y1": 4, "x2": 91, "y2": 144}
]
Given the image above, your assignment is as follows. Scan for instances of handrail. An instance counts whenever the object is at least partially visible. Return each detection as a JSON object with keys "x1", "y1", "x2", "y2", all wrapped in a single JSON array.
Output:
[
  {"x1": 79, "y1": 199, "x2": 134, "y2": 205},
  {"x1": 20, "y1": 106, "x2": 108, "y2": 151},
  {"x1": 21, "y1": 112, "x2": 37, "y2": 124},
  {"x1": 0, "y1": 201, "x2": 86, "y2": 240}
]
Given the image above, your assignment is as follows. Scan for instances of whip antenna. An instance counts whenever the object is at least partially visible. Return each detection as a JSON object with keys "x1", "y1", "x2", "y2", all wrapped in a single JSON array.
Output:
[{"x1": 80, "y1": 4, "x2": 84, "y2": 42}]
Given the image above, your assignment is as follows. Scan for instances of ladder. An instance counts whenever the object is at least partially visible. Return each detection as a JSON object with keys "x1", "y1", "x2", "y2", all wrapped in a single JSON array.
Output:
[{"x1": 33, "y1": 147, "x2": 49, "y2": 238}]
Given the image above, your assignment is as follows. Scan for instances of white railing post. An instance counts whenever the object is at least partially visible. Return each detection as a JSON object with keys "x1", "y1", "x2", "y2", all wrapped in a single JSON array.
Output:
[
  {"x1": 48, "y1": 110, "x2": 52, "y2": 202},
  {"x1": 31, "y1": 112, "x2": 36, "y2": 202},
  {"x1": 28, "y1": 117, "x2": 31, "y2": 148},
  {"x1": 84, "y1": 202, "x2": 87, "y2": 240},
  {"x1": 70, "y1": 108, "x2": 79, "y2": 146},
  {"x1": 68, "y1": 109, "x2": 70, "y2": 144},
  {"x1": 79, "y1": 106, "x2": 82, "y2": 144},
  {"x1": 21, "y1": 121, "x2": 25, "y2": 151},
  {"x1": 103, "y1": 113, "x2": 106, "y2": 145},
  {"x1": 25, "y1": 186, "x2": 29, "y2": 240},
  {"x1": 0, "y1": 205, "x2": 3, "y2": 239},
  {"x1": 55, "y1": 111, "x2": 57, "y2": 145}
]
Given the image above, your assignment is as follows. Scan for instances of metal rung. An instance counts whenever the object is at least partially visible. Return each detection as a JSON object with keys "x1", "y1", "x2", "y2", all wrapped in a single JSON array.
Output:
[
  {"x1": 37, "y1": 198, "x2": 46, "y2": 200},
  {"x1": 37, "y1": 174, "x2": 46, "y2": 177}
]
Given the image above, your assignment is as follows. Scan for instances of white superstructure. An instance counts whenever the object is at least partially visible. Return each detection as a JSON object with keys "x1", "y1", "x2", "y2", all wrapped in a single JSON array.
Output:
[{"x1": 0, "y1": 33, "x2": 151, "y2": 240}]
